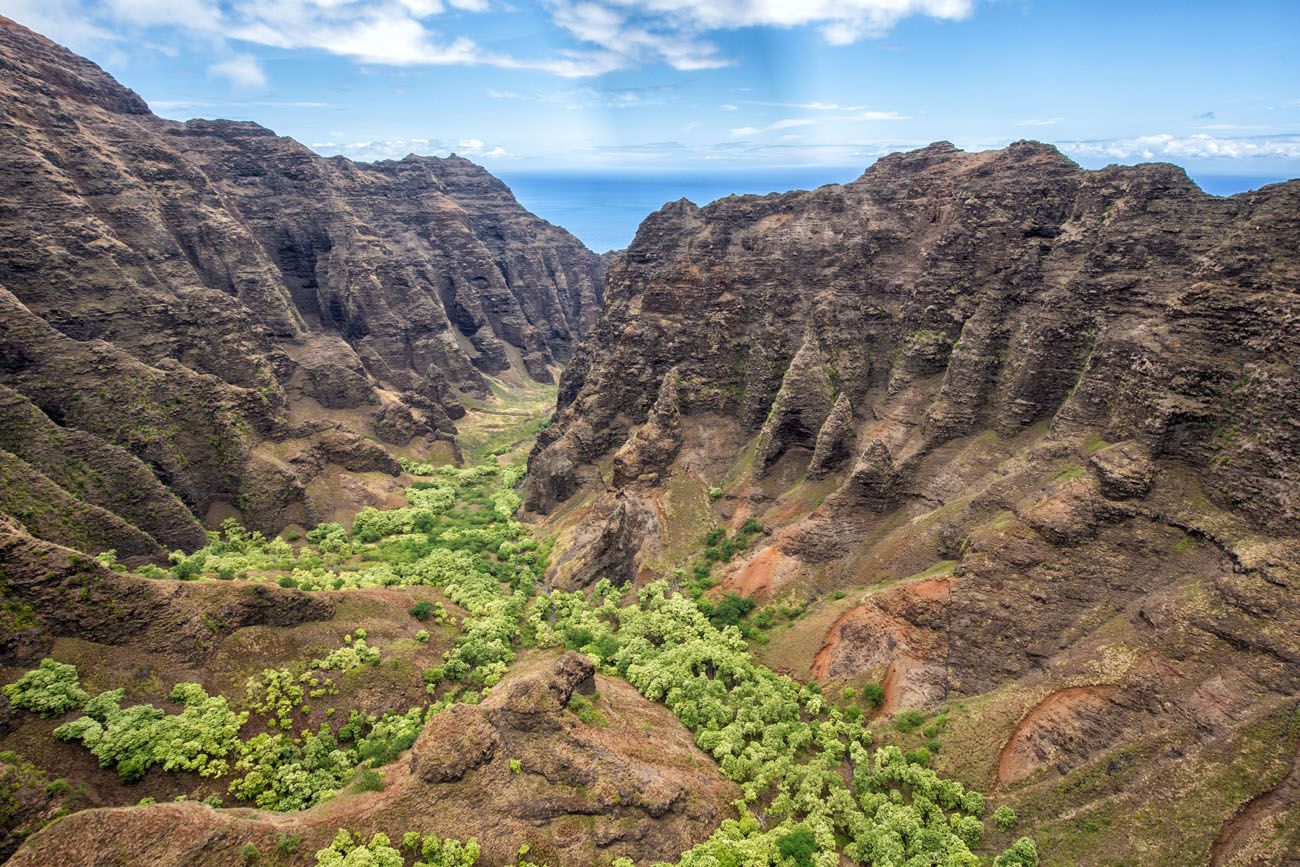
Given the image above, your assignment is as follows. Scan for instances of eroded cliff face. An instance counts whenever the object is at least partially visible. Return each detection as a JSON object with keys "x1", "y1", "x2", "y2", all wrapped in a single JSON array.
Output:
[
  {"x1": 530, "y1": 141, "x2": 1298, "y2": 533},
  {"x1": 528, "y1": 141, "x2": 1300, "y2": 862},
  {"x1": 0, "y1": 16, "x2": 600, "y2": 546}
]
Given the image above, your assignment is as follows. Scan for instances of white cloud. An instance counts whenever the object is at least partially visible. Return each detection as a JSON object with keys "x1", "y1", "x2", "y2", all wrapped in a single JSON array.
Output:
[
  {"x1": 746, "y1": 100, "x2": 867, "y2": 111},
  {"x1": 1015, "y1": 117, "x2": 1063, "y2": 126},
  {"x1": 0, "y1": 0, "x2": 118, "y2": 50},
  {"x1": 105, "y1": 0, "x2": 222, "y2": 30},
  {"x1": 719, "y1": 103, "x2": 738, "y2": 111},
  {"x1": 1059, "y1": 133, "x2": 1300, "y2": 160},
  {"x1": 151, "y1": 98, "x2": 332, "y2": 112},
  {"x1": 485, "y1": 83, "x2": 677, "y2": 109},
  {"x1": 208, "y1": 54, "x2": 266, "y2": 88},
  {"x1": 729, "y1": 111, "x2": 907, "y2": 137},
  {"x1": 308, "y1": 135, "x2": 509, "y2": 162},
  {"x1": 546, "y1": 0, "x2": 730, "y2": 72},
  {"x1": 541, "y1": 0, "x2": 972, "y2": 73},
  {"x1": 454, "y1": 138, "x2": 508, "y2": 157},
  {"x1": 595, "y1": 0, "x2": 972, "y2": 44},
  {"x1": 10, "y1": 0, "x2": 976, "y2": 79},
  {"x1": 731, "y1": 118, "x2": 818, "y2": 136}
]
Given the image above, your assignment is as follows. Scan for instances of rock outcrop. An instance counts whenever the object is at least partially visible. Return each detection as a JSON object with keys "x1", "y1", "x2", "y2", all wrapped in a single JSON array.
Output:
[
  {"x1": 529, "y1": 139, "x2": 1299, "y2": 540},
  {"x1": 9, "y1": 653, "x2": 737, "y2": 867},
  {"x1": 0, "y1": 513, "x2": 334, "y2": 666},
  {"x1": 524, "y1": 141, "x2": 1300, "y2": 860},
  {"x1": 0, "y1": 16, "x2": 601, "y2": 543}
]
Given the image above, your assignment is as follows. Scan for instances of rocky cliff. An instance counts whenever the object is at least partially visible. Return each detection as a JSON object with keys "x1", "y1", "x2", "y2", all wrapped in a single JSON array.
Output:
[
  {"x1": 528, "y1": 141, "x2": 1300, "y2": 862},
  {"x1": 0, "y1": 16, "x2": 601, "y2": 547}
]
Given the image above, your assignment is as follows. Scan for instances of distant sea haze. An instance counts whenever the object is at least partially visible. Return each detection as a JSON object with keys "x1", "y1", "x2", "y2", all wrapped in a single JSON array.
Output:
[{"x1": 498, "y1": 168, "x2": 1291, "y2": 254}]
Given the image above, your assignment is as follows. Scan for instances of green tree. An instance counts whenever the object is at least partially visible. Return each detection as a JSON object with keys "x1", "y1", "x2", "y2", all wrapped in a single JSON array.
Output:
[{"x1": 3, "y1": 659, "x2": 88, "y2": 717}]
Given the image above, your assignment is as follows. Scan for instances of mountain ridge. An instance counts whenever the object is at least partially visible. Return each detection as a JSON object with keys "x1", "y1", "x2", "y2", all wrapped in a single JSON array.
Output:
[
  {"x1": 524, "y1": 137, "x2": 1300, "y2": 862},
  {"x1": 0, "y1": 14, "x2": 601, "y2": 543}
]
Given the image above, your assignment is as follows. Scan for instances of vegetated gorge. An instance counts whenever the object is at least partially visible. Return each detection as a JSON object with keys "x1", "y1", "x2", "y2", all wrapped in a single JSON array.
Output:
[{"x1": 0, "y1": 14, "x2": 1297, "y2": 867}]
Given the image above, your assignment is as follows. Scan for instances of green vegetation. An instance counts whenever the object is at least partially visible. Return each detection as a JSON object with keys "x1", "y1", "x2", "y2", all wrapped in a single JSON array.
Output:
[
  {"x1": 314, "y1": 829, "x2": 482, "y2": 867},
  {"x1": 53, "y1": 683, "x2": 246, "y2": 782},
  {"x1": 993, "y1": 805, "x2": 1019, "y2": 831},
  {"x1": 893, "y1": 709, "x2": 926, "y2": 733},
  {"x1": 354, "y1": 768, "x2": 384, "y2": 792},
  {"x1": 566, "y1": 692, "x2": 605, "y2": 726},
  {"x1": 530, "y1": 582, "x2": 1035, "y2": 865},
  {"x1": 401, "y1": 831, "x2": 483, "y2": 866},
  {"x1": 409, "y1": 600, "x2": 449, "y2": 623},
  {"x1": 2, "y1": 658, "x2": 88, "y2": 717},
  {"x1": 1, "y1": 448, "x2": 1035, "y2": 864}
]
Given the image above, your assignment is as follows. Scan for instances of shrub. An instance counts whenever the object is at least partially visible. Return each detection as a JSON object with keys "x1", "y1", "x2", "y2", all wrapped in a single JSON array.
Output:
[
  {"x1": 509, "y1": 758, "x2": 521, "y2": 774},
  {"x1": 993, "y1": 805, "x2": 1019, "y2": 831},
  {"x1": 698, "y1": 592, "x2": 756, "y2": 628},
  {"x1": 354, "y1": 768, "x2": 384, "y2": 792},
  {"x1": 54, "y1": 683, "x2": 247, "y2": 782},
  {"x1": 415, "y1": 629, "x2": 430, "y2": 643},
  {"x1": 314, "y1": 830, "x2": 412, "y2": 867},
  {"x1": 3, "y1": 659, "x2": 88, "y2": 717},
  {"x1": 994, "y1": 837, "x2": 1039, "y2": 867},
  {"x1": 409, "y1": 600, "x2": 435, "y2": 620},
  {"x1": 862, "y1": 682, "x2": 885, "y2": 707},
  {"x1": 240, "y1": 843, "x2": 260, "y2": 864},
  {"x1": 277, "y1": 833, "x2": 301, "y2": 855},
  {"x1": 566, "y1": 693, "x2": 604, "y2": 725},
  {"x1": 399, "y1": 830, "x2": 482, "y2": 866},
  {"x1": 355, "y1": 708, "x2": 424, "y2": 766},
  {"x1": 707, "y1": 486, "x2": 724, "y2": 500},
  {"x1": 776, "y1": 827, "x2": 819, "y2": 867},
  {"x1": 894, "y1": 708, "x2": 926, "y2": 732},
  {"x1": 227, "y1": 726, "x2": 353, "y2": 811}
]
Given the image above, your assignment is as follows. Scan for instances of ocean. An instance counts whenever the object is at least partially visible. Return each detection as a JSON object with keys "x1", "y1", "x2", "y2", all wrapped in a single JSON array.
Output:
[
  {"x1": 496, "y1": 168, "x2": 1291, "y2": 254},
  {"x1": 497, "y1": 168, "x2": 862, "y2": 253}
]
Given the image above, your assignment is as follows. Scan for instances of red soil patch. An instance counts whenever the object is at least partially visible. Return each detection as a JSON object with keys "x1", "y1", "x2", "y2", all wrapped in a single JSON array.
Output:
[
  {"x1": 997, "y1": 685, "x2": 1117, "y2": 785},
  {"x1": 810, "y1": 606, "x2": 867, "y2": 680},
  {"x1": 1210, "y1": 741, "x2": 1300, "y2": 866},
  {"x1": 879, "y1": 656, "x2": 922, "y2": 716},
  {"x1": 907, "y1": 577, "x2": 950, "y2": 603},
  {"x1": 727, "y1": 544, "x2": 796, "y2": 600}
]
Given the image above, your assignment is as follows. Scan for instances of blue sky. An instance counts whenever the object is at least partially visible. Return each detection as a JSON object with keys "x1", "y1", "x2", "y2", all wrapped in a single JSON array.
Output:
[{"x1": 4, "y1": 0, "x2": 1299, "y2": 176}]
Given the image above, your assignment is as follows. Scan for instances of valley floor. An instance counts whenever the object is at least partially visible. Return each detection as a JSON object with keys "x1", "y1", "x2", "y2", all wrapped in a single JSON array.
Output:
[{"x1": 0, "y1": 377, "x2": 1295, "y2": 867}]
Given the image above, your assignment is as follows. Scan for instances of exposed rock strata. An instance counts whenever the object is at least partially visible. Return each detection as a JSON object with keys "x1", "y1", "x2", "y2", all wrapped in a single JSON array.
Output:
[
  {"x1": 0, "y1": 16, "x2": 601, "y2": 541},
  {"x1": 525, "y1": 140, "x2": 1300, "y2": 860},
  {"x1": 529, "y1": 141, "x2": 1299, "y2": 541}
]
